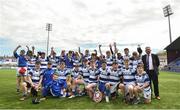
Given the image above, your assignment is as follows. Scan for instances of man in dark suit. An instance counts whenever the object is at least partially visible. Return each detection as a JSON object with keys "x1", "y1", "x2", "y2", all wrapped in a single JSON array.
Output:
[{"x1": 142, "y1": 46, "x2": 160, "y2": 100}]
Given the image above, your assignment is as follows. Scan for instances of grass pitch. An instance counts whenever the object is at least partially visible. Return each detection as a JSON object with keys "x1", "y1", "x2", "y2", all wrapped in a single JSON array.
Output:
[{"x1": 0, "y1": 69, "x2": 180, "y2": 109}]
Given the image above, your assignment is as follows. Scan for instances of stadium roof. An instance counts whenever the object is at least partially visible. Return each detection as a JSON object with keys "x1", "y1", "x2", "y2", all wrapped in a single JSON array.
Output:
[{"x1": 164, "y1": 36, "x2": 180, "y2": 50}]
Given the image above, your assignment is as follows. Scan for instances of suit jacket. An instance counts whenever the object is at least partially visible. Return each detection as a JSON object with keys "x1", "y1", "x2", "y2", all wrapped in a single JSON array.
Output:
[{"x1": 142, "y1": 54, "x2": 160, "y2": 74}]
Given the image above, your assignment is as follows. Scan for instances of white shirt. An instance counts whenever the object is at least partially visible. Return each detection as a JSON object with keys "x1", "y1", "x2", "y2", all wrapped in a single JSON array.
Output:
[{"x1": 147, "y1": 54, "x2": 154, "y2": 70}]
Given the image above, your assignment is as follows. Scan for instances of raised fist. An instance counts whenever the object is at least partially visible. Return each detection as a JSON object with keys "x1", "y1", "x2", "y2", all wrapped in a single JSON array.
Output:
[
  {"x1": 32, "y1": 46, "x2": 35, "y2": 50},
  {"x1": 17, "y1": 45, "x2": 21, "y2": 48}
]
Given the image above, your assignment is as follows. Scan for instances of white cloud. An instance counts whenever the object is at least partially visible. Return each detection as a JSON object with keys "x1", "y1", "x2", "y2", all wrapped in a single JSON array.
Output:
[{"x1": 0, "y1": 0, "x2": 179, "y2": 56}]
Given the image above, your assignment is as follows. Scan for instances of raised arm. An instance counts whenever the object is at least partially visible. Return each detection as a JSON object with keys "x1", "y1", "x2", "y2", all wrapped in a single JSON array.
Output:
[
  {"x1": 137, "y1": 45, "x2": 142, "y2": 57},
  {"x1": 78, "y1": 47, "x2": 81, "y2": 54},
  {"x1": 94, "y1": 49, "x2": 97, "y2": 56},
  {"x1": 109, "y1": 44, "x2": 114, "y2": 55},
  {"x1": 98, "y1": 44, "x2": 103, "y2": 56},
  {"x1": 26, "y1": 45, "x2": 30, "y2": 51},
  {"x1": 26, "y1": 45, "x2": 31, "y2": 56},
  {"x1": 13, "y1": 45, "x2": 21, "y2": 54},
  {"x1": 50, "y1": 47, "x2": 54, "y2": 56},
  {"x1": 113, "y1": 42, "x2": 118, "y2": 59},
  {"x1": 114, "y1": 42, "x2": 118, "y2": 54},
  {"x1": 32, "y1": 46, "x2": 35, "y2": 55}
]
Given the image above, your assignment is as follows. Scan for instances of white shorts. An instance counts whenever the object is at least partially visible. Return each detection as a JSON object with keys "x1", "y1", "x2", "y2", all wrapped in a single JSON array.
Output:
[
  {"x1": 16, "y1": 67, "x2": 28, "y2": 77},
  {"x1": 83, "y1": 80, "x2": 89, "y2": 87},
  {"x1": 87, "y1": 82, "x2": 97, "y2": 88},
  {"x1": 110, "y1": 83, "x2": 119, "y2": 93},
  {"x1": 143, "y1": 87, "x2": 151, "y2": 100},
  {"x1": 125, "y1": 83, "x2": 135, "y2": 95}
]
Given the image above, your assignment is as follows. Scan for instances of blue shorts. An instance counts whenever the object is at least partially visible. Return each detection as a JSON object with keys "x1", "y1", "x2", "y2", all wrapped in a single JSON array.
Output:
[{"x1": 98, "y1": 82, "x2": 106, "y2": 93}]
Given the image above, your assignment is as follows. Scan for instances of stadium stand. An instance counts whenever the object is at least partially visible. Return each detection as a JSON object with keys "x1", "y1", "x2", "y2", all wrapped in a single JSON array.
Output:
[{"x1": 164, "y1": 36, "x2": 180, "y2": 72}]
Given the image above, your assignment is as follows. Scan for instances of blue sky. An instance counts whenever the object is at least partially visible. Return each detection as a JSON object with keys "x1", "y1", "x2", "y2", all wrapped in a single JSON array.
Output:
[{"x1": 0, "y1": 0, "x2": 180, "y2": 56}]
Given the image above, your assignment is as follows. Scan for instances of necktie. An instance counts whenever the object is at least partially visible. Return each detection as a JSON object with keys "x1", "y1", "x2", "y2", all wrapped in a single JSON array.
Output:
[{"x1": 146, "y1": 54, "x2": 149, "y2": 70}]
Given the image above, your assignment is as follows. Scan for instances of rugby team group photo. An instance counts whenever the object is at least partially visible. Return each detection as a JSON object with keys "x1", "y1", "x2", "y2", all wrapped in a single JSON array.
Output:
[
  {"x1": 14, "y1": 43, "x2": 160, "y2": 105},
  {"x1": 1, "y1": 0, "x2": 180, "y2": 109}
]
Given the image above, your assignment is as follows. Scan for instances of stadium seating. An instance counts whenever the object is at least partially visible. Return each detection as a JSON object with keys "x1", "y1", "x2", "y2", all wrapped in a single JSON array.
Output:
[{"x1": 163, "y1": 57, "x2": 180, "y2": 72}]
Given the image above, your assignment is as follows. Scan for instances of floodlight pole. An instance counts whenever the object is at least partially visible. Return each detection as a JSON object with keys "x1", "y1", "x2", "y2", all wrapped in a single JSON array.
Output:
[
  {"x1": 163, "y1": 5, "x2": 173, "y2": 44},
  {"x1": 46, "y1": 23, "x2": 52, "y2": 57},
  {"x1": 167, "y1": 14, "x2": 172, "y2": 43}
]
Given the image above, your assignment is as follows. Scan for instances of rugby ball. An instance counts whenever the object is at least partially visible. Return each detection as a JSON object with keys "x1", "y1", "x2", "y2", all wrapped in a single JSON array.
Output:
[{"x1": 93, "y1": 91, "x2": 102, "y2": 103}]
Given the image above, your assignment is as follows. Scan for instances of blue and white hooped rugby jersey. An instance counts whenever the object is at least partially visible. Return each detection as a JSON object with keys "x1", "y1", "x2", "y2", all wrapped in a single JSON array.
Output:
[
  {"x1": 28, "y1": 68, "x2": 42, "y2": 83},
  {"x1": 108, "y1": 68, "x2": 122, "y2": 85},
  {"x1": 98, "y1": 68, "x2": 109, "y2": 83},
  {"x1": 116, "y1": 58, "x2": 123, "y2": 69},
  {"x1": 135, "y1": 72, "x2": 150, "y2": 87},
  {"x1": 88, "y1": 68, "x2": 99, "y2": 83},
  {"x1": 72, "y1": 57, "x2": 82, "y2": 66},
  {"x1": 27, "y1": 57, "x2": 37, "y2": 71},
  {"x1": 106, "y1": 56, "x2": 113, "y2": 67},
  {"x1": 83, "y1": 54, "x2": 91, "y2": 61},
  {"x1": 131, "y1": 58, "x2": 142, "y2": 69},
  {"x1": 56, "y1": 68, "x2": 70, "y2": 81},
  {"x1": 48, "y1": 56, "x2": 59, "y2": 70},
  {"x1": 81, "y1": 66, "x2": 90, "y2": 83},
  {"x1": 121, "y1": 67, "x2": 136, "y2": 85},
  {"x1": 71, "y1": 68, "x2": 83, "y2": 79},
  {"x1": 39, "y1": 58, "x2": 48, "y2": 71}
]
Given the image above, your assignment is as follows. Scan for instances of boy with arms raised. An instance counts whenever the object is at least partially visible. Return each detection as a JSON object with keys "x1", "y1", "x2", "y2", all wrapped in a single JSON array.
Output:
[{"x1": 13, "y1": 45, "x2": 28, "y2": 93}]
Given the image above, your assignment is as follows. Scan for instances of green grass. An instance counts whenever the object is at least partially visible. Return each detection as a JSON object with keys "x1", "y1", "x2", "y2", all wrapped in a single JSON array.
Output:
[{"x1": 0, "y1": 69, "x2": 180, "y2": 109}]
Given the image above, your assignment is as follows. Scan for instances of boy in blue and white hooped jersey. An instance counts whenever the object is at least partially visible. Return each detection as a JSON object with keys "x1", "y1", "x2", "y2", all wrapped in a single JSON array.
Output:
[
  {"x1": 105, "y1": 51, "x2": 113, "y2": 68},
  {"x1": 72, "y1": 52, "x2": 82, "y2": 67},
  {"x1": 26, "y1": 47, "x2": 36, "y2": 72},
  {"x1": 38, "y1": 52, "x2": 48, "y2": 71},
  {"x1": 85, "y1": 60, "x2": 99, "y2": 99},
  {"x1": 13, "y1": 45, "x2": 28, "y2": 93},
  {"x1": 56, "y1": 61, "x2": 70, "y2": 97},
  {"x1": 134, "y1": 64, "x2": 151, "y2": 104},
  {"x1": 90, "y1": 53, "x2": 99, "y2": 68},
  {"x1": 56, "y1": 61, "x2": 70, "y2": 81},
  {"x1": 123, "y1": 48, "x2": 131, "y2": 60},
  {"x1": 83, "y1": 49, "x2": 91, "y2": 61},
  {"x1": 105, "y1": 61, "x2": 123, "y2": 103},
  {"x1": 27, "y1": 56, "x2": 37, "y2": 72},
  {"x1": 116, "y1": 53, "x2": 124, "y2": 69},
  {"x1": 68, "y1": 63, "x2": 83, "y2": 98},
  {"x1": 130, "y1": 51, "x2": 142, "y2": 70},
  {"x1": 20, "y1": 61, "x2": 42, "y2": 101},
  {"x1": 81, "y1": 59, "x2": 90, "y2": 87},
  {"x1": 98, "y1": 61, "x2": 109, "y2": 101},
  {"x1": 48, "y1": 52, "x2": 59, "y2": 70},
  {"x1": 120, "y1": 58, "x2": 136, "y2": 104}
]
